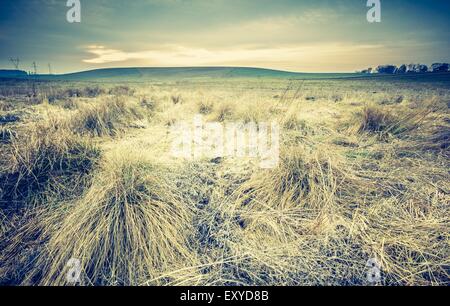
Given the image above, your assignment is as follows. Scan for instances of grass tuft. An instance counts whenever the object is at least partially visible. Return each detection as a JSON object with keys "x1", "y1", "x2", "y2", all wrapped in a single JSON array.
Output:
[
  {"x1": 71, "y1": 97, "x2": 145, "y2": 137},
  {"x1": 356, "y1": 104, "x2": 431, "y2": 137},
  {"x1": 26, "y1": 155, "x2": 197, "y2": 285},
  {"x1": 0, "y1": 119, "x2": 100, "y2": 208}
]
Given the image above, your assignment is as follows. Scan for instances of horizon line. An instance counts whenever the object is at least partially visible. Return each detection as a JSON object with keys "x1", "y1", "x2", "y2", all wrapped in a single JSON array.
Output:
[{"x1": 0, "y1": 65, "x2": 370, "y2": 75}]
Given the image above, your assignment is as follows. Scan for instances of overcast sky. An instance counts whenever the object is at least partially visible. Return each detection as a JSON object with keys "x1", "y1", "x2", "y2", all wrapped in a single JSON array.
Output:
[{"x1": 0, "y1": 0, "x2": 449, "y2": 73}]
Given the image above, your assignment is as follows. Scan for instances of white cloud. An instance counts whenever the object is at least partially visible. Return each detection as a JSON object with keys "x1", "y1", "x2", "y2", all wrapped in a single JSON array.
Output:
[{"x1": 82, "y1": 43, "x2": 385, "y2": 72}]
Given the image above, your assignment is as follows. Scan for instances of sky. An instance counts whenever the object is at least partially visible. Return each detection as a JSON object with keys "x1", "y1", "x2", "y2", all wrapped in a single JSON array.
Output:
[{"x1": 0, "y1": 0, "x2": 449, "y2": 73}]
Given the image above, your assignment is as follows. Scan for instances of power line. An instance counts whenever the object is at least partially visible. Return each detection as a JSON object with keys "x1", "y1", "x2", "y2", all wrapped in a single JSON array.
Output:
[{"x1": 9, "y1": 57, "x2": 20, "y2": 70}]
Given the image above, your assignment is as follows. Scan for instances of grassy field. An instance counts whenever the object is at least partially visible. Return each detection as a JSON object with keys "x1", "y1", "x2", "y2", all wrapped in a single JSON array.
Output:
[{"x1": 0, "y1": 74, "x2": 449, "y2": 285}]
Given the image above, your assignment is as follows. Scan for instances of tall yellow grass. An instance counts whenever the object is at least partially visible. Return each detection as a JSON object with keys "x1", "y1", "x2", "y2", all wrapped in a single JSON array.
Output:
[{"x1": 0, "y1": 79, "x2": 448, "y2": 286}]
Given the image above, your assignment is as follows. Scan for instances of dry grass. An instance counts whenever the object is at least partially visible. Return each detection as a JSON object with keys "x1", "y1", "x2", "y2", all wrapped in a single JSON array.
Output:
[
  {"x1": 355, "y1": 104, "x2": 431, "y2": 137},
  {"x1": 197, "y1": 99, "x2": 215, "y2": 115},
  {"x1": 0, "y1": 118, "x2": 100, "y2": 208},
  {"x1": 0, "y1": 78, "x2": 449, "y2": 286},
  {"x1": 0, "y1": 126, "x2": 15, "y2": 144},
  {"x1": 15, "y1": 153, "x2": 198, "y2": 286},
  {"x1": 213, "y1": 101, "x2": 235, "y2": 122},
  {"x1": 71, "y1": 97, "x2": 145, "y2": 137},
  {"x1": 171, "y1": 94, "x2": 182, "y2": 105},
  {"x1": 221, "y1": 145, "x2": 448, "y2": 285}
]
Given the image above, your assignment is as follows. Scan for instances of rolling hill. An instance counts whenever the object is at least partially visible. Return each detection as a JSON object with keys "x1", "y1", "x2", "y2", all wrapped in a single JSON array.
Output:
[
  {"x1": 0, "y1": 67, "x2": 359, "y2": 81},
  {"x1": 2, "y1": 67, "x2": 449, "y2": 82}
]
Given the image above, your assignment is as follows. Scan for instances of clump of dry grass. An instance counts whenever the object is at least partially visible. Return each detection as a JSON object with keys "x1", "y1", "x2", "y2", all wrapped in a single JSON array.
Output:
[
  {"x1": 197, "y1": 100, "x2": 215, "y2": 115},
  {"x1": 214, "y1": 102, "x2": 235, "y2": 122},
  {"x1": 282, "y1": 110, "x2": 301, "y2": 130},
  {"x1": 21, "y1": 154, "x2": 198, "y2": 285},
  {"x1": 71, "y1": 97, "x2": 145, "y2": 137},
  {"x1": 280, "y1": 106, "x2": 313, "y2": 133},
  {"x1": 46, "y1": 86, "x2": 106, "y2": 103},
  {"x1": 171, "y1": 94, "x2": 182, "y2": 105},
  {"x1": 0, "y1": 119, "x2": 100, "y2": 208},
  {"x1": 109, "y1": 85, "x2": 135, "y2": 96},
  {"x1": 198, "y1": 146, "x2": 363, "y2": 285},
  {"x1": 236, "y1": 102, "x2": 270, "y2": 124},
  {"x1": 357, "y1": 105, "x2": 396, "y2": 133},
  {"x1": 233, "y1": 147, "x2": 342, "y2": 209},
  {"x1": 140, "y1": 96, "x2": 158, "y2": 113},
  {"x1": 58, "y1": 98, "x2": 80, "y2": 110},
  {"x1": 355, "y1": 104, "x2": 431, "y2": 137}
]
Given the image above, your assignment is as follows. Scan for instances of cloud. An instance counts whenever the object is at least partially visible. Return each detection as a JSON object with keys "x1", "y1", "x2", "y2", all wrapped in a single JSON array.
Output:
[
  {"x1": 82, "y1": 43, "x2": 385, "y2": 71},
  {"x1": 2, "y1": 0, "x2": 450, "y2": 73}
]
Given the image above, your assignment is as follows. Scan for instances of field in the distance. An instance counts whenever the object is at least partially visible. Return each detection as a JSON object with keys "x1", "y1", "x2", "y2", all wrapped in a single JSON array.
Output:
[{"x1": 0, "y1": 73, "x2": 449, "y2": 285}]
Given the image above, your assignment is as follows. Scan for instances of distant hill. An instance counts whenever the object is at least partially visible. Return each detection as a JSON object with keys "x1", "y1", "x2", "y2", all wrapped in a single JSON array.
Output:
[
  {"x1": 2, "y1": 67, "x2": 448, "y2": 82},
  {"x1": 17, "y1": 67, "x2": 359, "y2": 81},
  {"x1": 0, "y1": 70, "x2": 28, "y2": 78}
]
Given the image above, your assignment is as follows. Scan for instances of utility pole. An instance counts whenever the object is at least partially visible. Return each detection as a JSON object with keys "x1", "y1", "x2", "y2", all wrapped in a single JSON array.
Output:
[
  {"x1": 32, "y1": 62, "x2": 37, "y2": 75},
  {"x1": 48, "y1": 63, "x2": 52, "y2": 75},
  {"x1": 9, "y1": 57, "x2": 20, "y2": 70}
]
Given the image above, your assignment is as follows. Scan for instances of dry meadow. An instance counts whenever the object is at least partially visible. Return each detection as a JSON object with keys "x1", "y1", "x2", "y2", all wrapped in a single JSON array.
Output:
[{"x1": 0, "y1": 76, "x2": 449, "y2": 285}]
